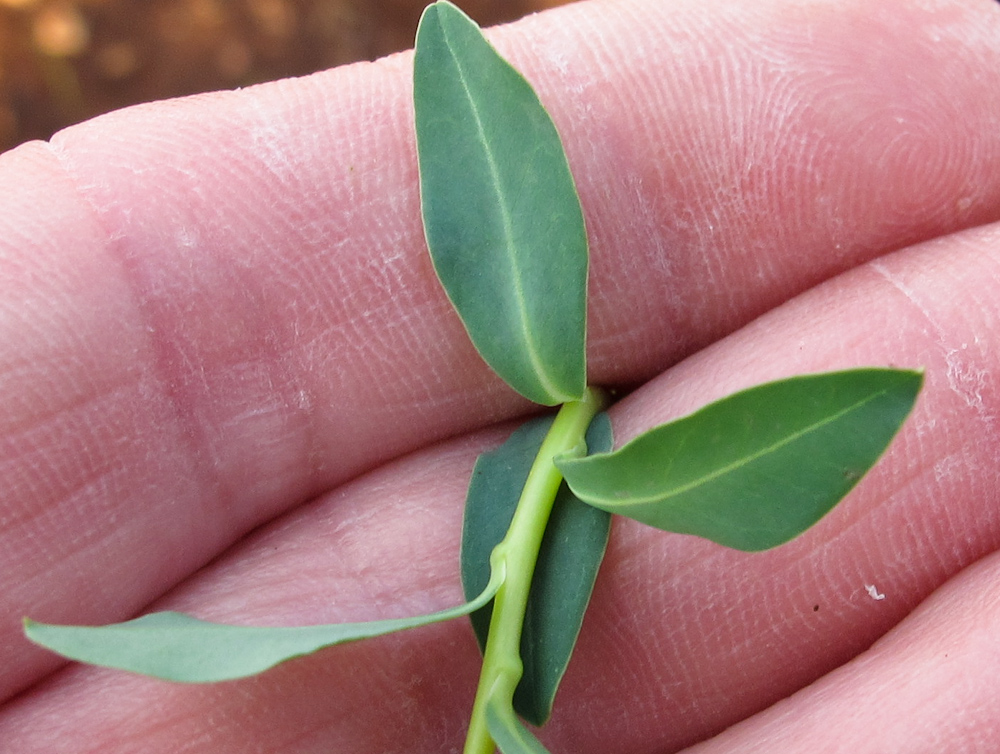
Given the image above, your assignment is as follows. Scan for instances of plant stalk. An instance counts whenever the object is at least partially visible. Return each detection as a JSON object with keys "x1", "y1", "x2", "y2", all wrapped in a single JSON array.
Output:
[{"x1": 463, "y1": 387, "x2": 606, "y2": 754}]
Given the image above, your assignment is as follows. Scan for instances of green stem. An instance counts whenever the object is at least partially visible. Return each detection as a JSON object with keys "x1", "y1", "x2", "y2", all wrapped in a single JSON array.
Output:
[{"x1": 463, "y1": 387, "x2": 606, "y2": 754}]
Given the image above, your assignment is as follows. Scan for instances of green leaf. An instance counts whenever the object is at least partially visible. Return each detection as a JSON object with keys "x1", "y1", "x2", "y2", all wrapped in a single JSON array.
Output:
[
  {"x1": 557, "y1": 369, "x2": 923, "y2": 551},
  {"x1": 24, "y1": 568, "x2": 503, "y2": 683},
  {"x1": 486, "y1": 692, "x2": 552, "y2": 754},
  {"x1": 462, "y1": 416, "x2": 554, "y2": 652},
  {"x1": 514, "y1": 413, "x2": 611, "y2": 725},
  {"x1": 462, "y1": 413, "x2": 612, "y2": 725},
  {"x1": 414, "y1": 1, "x2": 588, "y2": 406}
]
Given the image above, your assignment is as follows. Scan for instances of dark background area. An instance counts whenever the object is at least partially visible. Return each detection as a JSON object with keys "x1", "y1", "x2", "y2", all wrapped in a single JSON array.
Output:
[{"x1": 0, "y1": 0, "x2": 571, "y2": 154}]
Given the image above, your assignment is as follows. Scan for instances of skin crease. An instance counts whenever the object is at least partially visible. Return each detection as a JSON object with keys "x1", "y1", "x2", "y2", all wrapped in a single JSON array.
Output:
[{"x1": 1, "y1": 0, "x2": 1000, "y2": 750}]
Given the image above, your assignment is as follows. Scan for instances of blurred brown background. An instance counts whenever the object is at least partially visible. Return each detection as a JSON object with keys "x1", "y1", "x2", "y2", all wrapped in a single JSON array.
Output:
[{"x1": 0, "y1": 0, "x2": 572, "y2": 154}]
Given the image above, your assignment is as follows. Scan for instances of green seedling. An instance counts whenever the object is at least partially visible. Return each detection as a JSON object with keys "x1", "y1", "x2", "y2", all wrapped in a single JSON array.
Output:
[{"x1": 24, "y1": 3, "x2": 923, "y2": 752}]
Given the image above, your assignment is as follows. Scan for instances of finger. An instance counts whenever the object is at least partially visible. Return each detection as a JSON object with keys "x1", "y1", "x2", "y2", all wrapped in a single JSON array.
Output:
[
  {"x1": 544, "y1": 220, "x2": 1000, "y2": 752},
  {"x1": 4, "y1": 218, "x2": 999, "y2": 752},
  {"x1": 3, "y1": 0, "x2": 1000, "y2": 701},
  {"x1": 0, "y1": 427, "x2": 494, "y2": 754},
  {"x1": 682, "y1": 549, "x2": 1000, "y2": 754}
]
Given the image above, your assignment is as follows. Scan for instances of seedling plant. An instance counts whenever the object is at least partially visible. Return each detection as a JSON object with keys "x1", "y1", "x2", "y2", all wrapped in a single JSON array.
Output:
[{"x1": 24, "y1": 4, "x2": 923, "y2": 753}]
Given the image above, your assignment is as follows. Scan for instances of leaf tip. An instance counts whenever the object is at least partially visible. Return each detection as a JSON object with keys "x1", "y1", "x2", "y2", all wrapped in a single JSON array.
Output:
[
  {"x1": 22, "y1": 617, "x2": 43, "y2": 638},
  {"x1": 417, "y1": 0, "x2": 465, "y2": 31}
]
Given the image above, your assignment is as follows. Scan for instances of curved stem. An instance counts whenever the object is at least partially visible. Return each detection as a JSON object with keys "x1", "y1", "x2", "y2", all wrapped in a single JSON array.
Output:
[{"x1": 463, "y1": 387, "x2": 606, "y2": 754}]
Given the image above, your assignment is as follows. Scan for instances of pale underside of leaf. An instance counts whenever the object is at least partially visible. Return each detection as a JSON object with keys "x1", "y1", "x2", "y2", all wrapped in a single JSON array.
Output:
[
  {"x1": 414, "y1": 1, "x2": 587, "y2": 406},
  {"x1": 24, "y1": 567, "x2": 503, "y2": 683},
  {"x1": 449, "y1": 57, "x2": 555, "y2": 399}
]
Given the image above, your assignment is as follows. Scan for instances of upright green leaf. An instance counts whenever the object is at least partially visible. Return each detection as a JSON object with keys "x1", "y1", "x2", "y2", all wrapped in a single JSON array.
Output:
[
  {"x1": 557, "y1": 369, "x2": 922, "y2": 551},
  {"x1": 462, "y1": 413, "x2": 612, "y2": 725},
  {"x1": 414, "y1": 1, "x2": 588, "y2": 406},
  {"x1": 24, "y1": 569, "x2": 503, "y2": 683}
]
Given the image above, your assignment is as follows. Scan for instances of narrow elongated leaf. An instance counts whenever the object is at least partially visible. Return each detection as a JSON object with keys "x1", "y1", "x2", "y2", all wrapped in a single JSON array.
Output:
[
  {"x1": 24, "y1": 569, "x2": 503, "y2": 683},
  {"x1": 487, "y1": 693, "x2": 552, "y2": 754},
  {"x1": 414, "y1": 1, "x2": 588, "y2": 406},
  {"x1": 558, "y1": 369, "x2": 922, "y2": 551},
  {"x1": 462, "y1": 413, "x2": 612, "y2": 725}
]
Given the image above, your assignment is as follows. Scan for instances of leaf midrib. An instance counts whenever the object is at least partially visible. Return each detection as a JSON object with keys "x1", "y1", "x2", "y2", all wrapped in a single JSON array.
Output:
[
  {"x1": 612, "y1": 389, "x2": 888, "y2": 507},
  {"x1": 444, "y1": 21, "x2": 562, "y2": 400}
]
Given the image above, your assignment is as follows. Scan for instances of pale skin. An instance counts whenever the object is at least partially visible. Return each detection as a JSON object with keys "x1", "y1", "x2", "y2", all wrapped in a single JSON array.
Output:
[{"x1": 2, "y1": 0, "x2": 1000, "y2": 751}]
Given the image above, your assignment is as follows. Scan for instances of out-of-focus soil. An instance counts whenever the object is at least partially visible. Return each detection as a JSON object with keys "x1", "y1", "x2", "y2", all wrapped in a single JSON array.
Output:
[{"x1": 0, "y1": 0, "x2": 571, "y2": 154}]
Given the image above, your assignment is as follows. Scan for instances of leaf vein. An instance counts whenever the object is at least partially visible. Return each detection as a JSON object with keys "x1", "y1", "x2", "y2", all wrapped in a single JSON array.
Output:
[
  {"x1": 618, "y1": 389, "x2": 888, "y2": 507},
  {"x1": 443, "y1": 26, "x2": 562, "y2": 399}
]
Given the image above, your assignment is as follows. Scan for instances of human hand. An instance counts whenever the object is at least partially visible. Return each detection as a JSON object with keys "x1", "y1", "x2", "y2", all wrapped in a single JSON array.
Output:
[{"x1": 2, "y1": 0, "x2": 1000, "y2": 751}]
